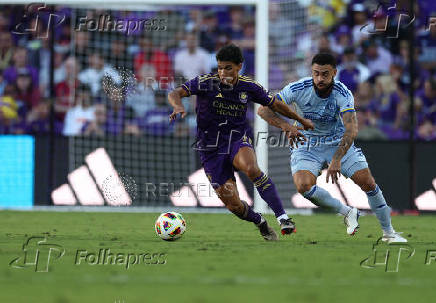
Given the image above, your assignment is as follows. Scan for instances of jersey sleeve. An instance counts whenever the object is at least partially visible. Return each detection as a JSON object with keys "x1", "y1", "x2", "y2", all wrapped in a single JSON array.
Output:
[
  {"x1": 338, "y1": 90, "x2": 355, "y2": 115},
  {"x1": 276, "y1": 83, "x2": 298, "y2": 106},
  {"x1": 251, "y1": 83, "x2": 275, "y2": 106},
  {"x1": 181, "y1": 76, "x2": 200, "y2": 96}
]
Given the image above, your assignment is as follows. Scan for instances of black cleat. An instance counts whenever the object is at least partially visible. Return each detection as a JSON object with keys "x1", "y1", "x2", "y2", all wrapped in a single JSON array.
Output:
[
  {"x1": 280, "y1": 218, "x2": 296, "y2": 235},
  {"x1": 257, "y1": 217, "x2": 278, "y2": 241}
]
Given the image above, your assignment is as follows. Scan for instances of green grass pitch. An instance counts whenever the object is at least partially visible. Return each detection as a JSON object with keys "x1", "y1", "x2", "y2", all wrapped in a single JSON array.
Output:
[{"x1": 1, "y1": 211, "x2": 435, "y2": 302}]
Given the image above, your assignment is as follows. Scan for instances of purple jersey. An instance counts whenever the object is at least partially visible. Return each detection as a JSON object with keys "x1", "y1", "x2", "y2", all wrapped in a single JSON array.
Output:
[{"x1": 181, "y1": 73, "x2": 274, "y2": 151}]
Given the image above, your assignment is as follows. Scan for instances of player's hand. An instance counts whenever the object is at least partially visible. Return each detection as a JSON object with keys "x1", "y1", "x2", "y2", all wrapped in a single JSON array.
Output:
[
  {"x1": 169, "y1": 106, "x2": 186, "y2": 122},
  {"x1": 326, "y1": 160, "x2": 341, "y2": 184},
  {"x1": 281, "y1": 124, "x2": 306, "y2": 148},
  {"x1": 301, "y1": 118, "x2": 315, "y2": 131}
]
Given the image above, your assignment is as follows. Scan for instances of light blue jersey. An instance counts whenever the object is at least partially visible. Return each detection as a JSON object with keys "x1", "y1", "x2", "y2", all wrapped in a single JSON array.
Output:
[
  {"x1": 277, "y1": 77, "x2": 368, "y2": 177},
  {"x1": 277, "y1": 77, "x2": 355, "y2": 140}
]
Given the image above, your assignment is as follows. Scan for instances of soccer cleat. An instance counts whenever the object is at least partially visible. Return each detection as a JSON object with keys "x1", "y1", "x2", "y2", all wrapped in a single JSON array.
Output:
[
  {"x1": 257, "y1": 217, "x2": 278, "y2": 241},
  {"x1": 279, "y1": 218, "x2": 296, "y2": 235},
  {"x1": 382, "y1": 231, "x2": 408, "y2": 243},
  {"x1": 344, "y1": 207, "x2": 360, "y2": 235}
]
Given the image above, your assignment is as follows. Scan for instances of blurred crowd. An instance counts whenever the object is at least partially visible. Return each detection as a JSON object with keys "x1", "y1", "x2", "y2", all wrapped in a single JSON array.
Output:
[
  {"x1": 272, "y1": 0, "x2": 436, "y2": 140},
  {"x1": 0, "y1": 1, "x2": 435, "y2": 140}
]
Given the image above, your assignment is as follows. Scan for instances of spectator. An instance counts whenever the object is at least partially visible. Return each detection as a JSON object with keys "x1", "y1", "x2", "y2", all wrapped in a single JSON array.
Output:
[
  {"x1": 74, "y1": 31, "x2": 91, "y2": 71},
  {"x1": 105, "y1": 36, "x2": 133, "y2": 71},
  {"x1": 416, "y1": 78, "x2": 436, "y2": 122},
  {"x1": 62, "y1": 84, "x2": 95, "y2": 136},
  {"x1": 0, "y1": 69, "x2": 6, "y2": 95},
  {"x1": 361, "y1": 40, "x2": 392, "y2": 77},
  {"x1": 136, "y1": 90, "x2": 174, "y2": 136},
  {"x1": 15, "y1": 71, "x2": 40, "y2": 109},
  {"x1": 417, "y1": 22, "x2": 436, "y2": 70},
  {"x1": 221, "y1": 6, "x2": 245, "y2": 41},
  {"x1": 372, "y1": 75, "x2": 403, "y2": 125},
  {"x1": 134, "y1": 35, "x2": 173, "y2": 86},
  {"x1": 417, "y1": 117, "x2": 436, "y2": 141},
  {"x1": 126, "y1": 64, "x2": 157, "y2": 118},
  {"x1": 0, "y1": 85, "x2": 18, "y2": 133},
  {"x1": 336, "y1": 47, "x2": 370, "y2": 93},
  {"x1": 198, "y1": 11, "x2": 223, "y2": 53},
  {"x1": 55, "y1": 56, "x2": 80, "y2": 121},
  {"x1": 102, "y1": 85, "x2": 136, "y2": 135},
  {"x1": 78, "y1": 52, "x2": 120, "y2": 97},
  {"x1": 0, "y1": 31, "x2": 14, "y2": 70},
  {"x1": 26, "y1": 100, "x2": 62, "y2": 134},
  {"x1": 356, "y1": 106, "x2": 387, "y2": 140},
  {"x1": 174, "y1": 32, "x2": 211, "y2": 80},
  {"x1": 331, "y1": 25, "x2": 352, "y2": 56},
  {"x1": 3, "y1": 46, "x2": 39, "y2": 85},
  {"x1": 239, "y1": 19, "x2": 255, "y2": 76},
  {"x1": 82, "y1": 103, "x2": 106, "y2": 136},
  {"x1": 350, "y1": 3, "x2": 369, "y2": 45}
]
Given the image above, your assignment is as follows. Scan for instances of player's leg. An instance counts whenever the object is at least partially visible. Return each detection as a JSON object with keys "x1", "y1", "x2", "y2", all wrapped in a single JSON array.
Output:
[
  {"x1": 292, "y1": 150, "x2": 351, "y2": 217},
  {"x1": 342, "y1": 145, "x2": 406, "y2": 242},
  {"x1": 232, "y1": 145, "x2": 295, "y2": 234},
  {"x1": 350, "y1": 168, "x2": 407, "y2": 243},
  {"x1": 215, "y1": 178, "x2": 278, "y2": 241}
]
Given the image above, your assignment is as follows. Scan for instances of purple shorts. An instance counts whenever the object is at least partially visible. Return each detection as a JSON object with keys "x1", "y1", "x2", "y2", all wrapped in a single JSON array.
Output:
[{"x1": 199, "y1": 136, "x2": 253, "y2": 189}]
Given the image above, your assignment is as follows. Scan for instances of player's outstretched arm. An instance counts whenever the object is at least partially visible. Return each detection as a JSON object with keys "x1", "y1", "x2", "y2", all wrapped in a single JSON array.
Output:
[
  {"x1": 257, "y1": 104, "x2": 305, "y2": 147},
  {"x1": 268, "y1": 98, "x2": 314, "y2": 130},
  {"x1": 168, "y1": 87, "x2": 189, "y2": 121},
  {"x1": 327, "y1": 111, "x2": 358, "y2": 184}
]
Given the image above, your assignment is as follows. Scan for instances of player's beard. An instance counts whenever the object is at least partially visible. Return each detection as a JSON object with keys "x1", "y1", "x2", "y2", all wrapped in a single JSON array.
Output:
[{"x1": 314, "y1": 80, "x2": 334, "y2": 98}]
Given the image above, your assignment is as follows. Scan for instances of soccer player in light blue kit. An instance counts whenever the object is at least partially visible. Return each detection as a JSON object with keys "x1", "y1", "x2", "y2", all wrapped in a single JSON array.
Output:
[{"x1": 258, "y1": 53, "x2": 407, "y2": 243}]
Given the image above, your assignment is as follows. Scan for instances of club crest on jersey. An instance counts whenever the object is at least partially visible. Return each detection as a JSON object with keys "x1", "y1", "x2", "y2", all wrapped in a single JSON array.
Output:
[{"x1": 239, "y1": 92, "x2": 248, "y2": 103}]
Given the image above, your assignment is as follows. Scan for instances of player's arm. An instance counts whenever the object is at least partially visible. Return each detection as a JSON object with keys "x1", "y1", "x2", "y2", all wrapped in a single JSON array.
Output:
[
  {"x1": 168, "y1": 87, "x2": 189, "y2": 121},
  {"x1": 257, "y1": 100, "x2": 310, "y2": 147},
  {"x1": 326, "y1": 111, "x2": 358, "y2": 184},
  {"x1": 268, "y1": 97, "x2": 314, "y2": 130}
]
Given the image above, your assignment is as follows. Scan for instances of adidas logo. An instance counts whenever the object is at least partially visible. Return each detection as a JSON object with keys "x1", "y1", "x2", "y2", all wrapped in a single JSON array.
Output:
[
  {"x1": 215, "y1": 93, "x2": 223, "y2": 98},
  {"x1": 51, "y1": 148, "x2": 133, "y2": 206}
]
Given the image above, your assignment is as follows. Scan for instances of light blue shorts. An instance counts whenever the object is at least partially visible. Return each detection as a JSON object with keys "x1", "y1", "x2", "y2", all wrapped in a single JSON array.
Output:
[{"x1": 290, "y1": 141, "x2": 368, "y2": 178}]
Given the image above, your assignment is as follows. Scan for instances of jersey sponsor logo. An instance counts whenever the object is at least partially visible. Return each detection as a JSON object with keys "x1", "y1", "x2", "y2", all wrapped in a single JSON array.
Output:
[
  {"x1": 239, "y1": 92, "x2": 248, "y2": 103},
  {"x1": 303, "y1": 112, "x2": 337, "y2": 122}
]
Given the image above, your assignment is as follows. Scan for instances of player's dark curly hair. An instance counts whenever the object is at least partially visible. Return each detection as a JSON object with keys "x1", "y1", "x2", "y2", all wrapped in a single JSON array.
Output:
[
  {"x1": 312, "y1": 53, "x2": 337, "y2": 68},
  {"x1": 216, "y1": 44, "x2": 244, "y2": 65}
]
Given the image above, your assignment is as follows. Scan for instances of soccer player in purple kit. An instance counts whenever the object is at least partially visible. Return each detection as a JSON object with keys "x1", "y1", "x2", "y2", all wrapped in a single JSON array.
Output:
[{"x1": 168, "y1": 44, "x2": 314, "y2": 240}]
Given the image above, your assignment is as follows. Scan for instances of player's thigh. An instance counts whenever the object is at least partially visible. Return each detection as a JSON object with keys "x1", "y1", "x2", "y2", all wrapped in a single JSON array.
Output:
[
  {"x1": 232, "y1": 146, "x2": 261, "y2": 179},
  {"x1": 290, "y1": 148, "x2": 323, "y2": 181},
  {"x1": 201, "y1": 151, "x2": 235, "y2": 189},
  {"x1": 340, "y1": 145, "x2": 369, "y2": 178}
]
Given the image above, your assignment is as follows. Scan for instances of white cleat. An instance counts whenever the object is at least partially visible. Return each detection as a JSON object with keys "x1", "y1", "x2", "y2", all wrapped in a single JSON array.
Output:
[
  {"x1": 382, "y1": 231, "x2": 408, "y2": 243},
  {"x1": 344, "y1": 207, "x2": 360, "y2": 235}
]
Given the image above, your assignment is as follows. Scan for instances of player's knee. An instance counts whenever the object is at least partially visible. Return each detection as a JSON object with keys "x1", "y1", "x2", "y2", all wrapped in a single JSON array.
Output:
[
  {"x1": 244, "y1": 165, "x2": 261, "y2": 180},
  {"x1": 296, "y1": 182, "x2": 314, "y2": 195},
  {"x1": 359, "y1": 177, "x2": 376, "y2": 192}
]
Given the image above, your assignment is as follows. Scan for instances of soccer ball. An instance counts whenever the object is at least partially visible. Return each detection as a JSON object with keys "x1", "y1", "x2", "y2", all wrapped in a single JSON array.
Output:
[{"x1": 155, "y1": 212, "x2": 186, "y2": 241}]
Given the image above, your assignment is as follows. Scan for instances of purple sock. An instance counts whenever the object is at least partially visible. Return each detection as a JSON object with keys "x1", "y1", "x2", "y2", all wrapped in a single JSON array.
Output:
[
  {"x1": 253, "y1": 172, "x2": 286, "y2": 218},
  {"x1": 236, "y1": 200, "x2": 262, "y2": 224}
]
